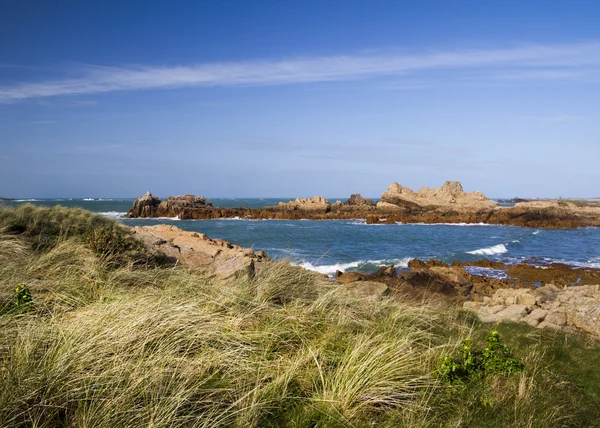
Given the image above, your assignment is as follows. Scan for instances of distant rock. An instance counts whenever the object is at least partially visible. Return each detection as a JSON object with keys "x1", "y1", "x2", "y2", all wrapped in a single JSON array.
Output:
[
  {"x1": 346, "y1": 193, "x2": 376, "y2": 207},
  {"x1": 379, "y1": 181, "x2": 497, "y2": 209},
  {"x1": 129, "y1": 191, "x2": 162, "y2": 218},
  {"x1": 277, "y1": 196, "x2": 330, "y2": 212},
  {"x1": 127, "y1": 192, "x2": 213, "y2": 218}
]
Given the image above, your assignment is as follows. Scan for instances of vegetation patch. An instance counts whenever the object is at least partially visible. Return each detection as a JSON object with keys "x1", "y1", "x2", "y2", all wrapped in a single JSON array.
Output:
[{"x1": 0, "y1": 205, "x2": 599, "y2": 427}]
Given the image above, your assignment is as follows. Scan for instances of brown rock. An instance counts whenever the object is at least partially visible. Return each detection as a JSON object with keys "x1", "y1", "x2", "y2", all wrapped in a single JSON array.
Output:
[
  {"x1": 335, "y1": 271, "x2": 367, "y2": 284},
  {"x1": 131, "y1": 224, "x2": 264, "y2": 279},
  {"x1": 346, "y1": 193, "x2": 376, "y2": 207},
  {"x1": 337, "y1": 281, "x2": 389, "y2": 299}
]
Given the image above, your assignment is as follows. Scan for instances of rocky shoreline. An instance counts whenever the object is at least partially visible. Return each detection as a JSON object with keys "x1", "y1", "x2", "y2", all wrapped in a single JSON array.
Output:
[
  {"x1": 127, "y1": 181, "x2": 600, "y2": 229},
  {"x1": 130, "y1": 223, "x2": 600, "y2": 338}
]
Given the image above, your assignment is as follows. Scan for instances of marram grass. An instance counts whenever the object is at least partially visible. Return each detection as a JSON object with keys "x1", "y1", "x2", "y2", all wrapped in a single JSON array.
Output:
[{"x1": 0, "y1": 205, "x2": 599, "y2": 427}]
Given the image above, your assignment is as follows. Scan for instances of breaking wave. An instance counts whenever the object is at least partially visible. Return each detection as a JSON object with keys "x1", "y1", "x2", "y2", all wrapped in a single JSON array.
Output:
[
  {"x1": 98, "y1": 211, "x2": 127, "y2": 219},
  {"x1": 466, "y1": 243, "x2": 508, "y2": 256},
  {"x1": 295, "y1": 257, "x2": 412, "y2": 275}
]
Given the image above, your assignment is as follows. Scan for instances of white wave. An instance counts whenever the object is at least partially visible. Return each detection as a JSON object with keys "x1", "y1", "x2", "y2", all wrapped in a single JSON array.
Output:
[
  {"x1": 295, "y1": 257, "x2": 412, "y2": 275},
  {"x1": 588, "y1": 257, "x2": 600, "y2": 268},
  {"x1": 98, "y1": 211, "x2": 127, "y2": 219},
  {"x1": 532, "y1": 230, "x2": 540, "y2": 235},
  {"x1": 466, "y1": 243, "x2": 508, "y2": 256},
  {"x1": 14, "y1": 199, "x2": 39, "y2": 202}
]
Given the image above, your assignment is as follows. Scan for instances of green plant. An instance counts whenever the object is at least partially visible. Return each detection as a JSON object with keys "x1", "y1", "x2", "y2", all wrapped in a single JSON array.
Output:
[
  {"x1": 439, "y1": 330, "x2": 524, "y2": 385},
  {"x1": 13, "y1": 283, "x2": 33, "y2": 311}
]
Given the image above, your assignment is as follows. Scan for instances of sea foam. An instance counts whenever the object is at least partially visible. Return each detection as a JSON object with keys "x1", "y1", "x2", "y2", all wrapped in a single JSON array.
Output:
[
  {"x1": 466, "y1": 243, "x2": 508, "y2": 256},
  {"x1": 295, "y1": 257, "x2": 412, "y2": 275},
  {"x1": 98, "y1": 211, "x2": 127, "y2": 219}
]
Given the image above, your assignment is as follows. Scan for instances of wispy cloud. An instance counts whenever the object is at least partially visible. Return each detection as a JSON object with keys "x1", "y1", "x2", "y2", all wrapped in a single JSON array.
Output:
[
  {"x1": 0, "y1": 120, "x2": 57, "y2": 126},
  {"x1": 1, "y1": 42, "x2": 599, "y2": 103},
  {"x1": 508, "y1": 114, "x2": 584, "y2": 122}
]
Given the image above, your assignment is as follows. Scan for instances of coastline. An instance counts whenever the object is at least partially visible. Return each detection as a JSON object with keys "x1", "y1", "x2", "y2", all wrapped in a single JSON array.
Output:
[
  {"x1": 129, "y1": 222, "x2": 600, "y2": 338},
  {"x1": 126, "y1": 182, "x2": 600, "y2": 229}
]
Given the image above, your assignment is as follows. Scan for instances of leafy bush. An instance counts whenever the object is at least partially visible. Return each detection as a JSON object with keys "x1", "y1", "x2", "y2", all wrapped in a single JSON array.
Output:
[{"x1": 439, "y1": 330, "x2": 524, "y2": 385}]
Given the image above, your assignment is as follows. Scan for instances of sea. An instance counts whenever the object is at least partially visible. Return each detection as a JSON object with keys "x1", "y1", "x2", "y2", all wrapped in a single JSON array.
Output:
[{"x1": 2, "y1": 198, "x2": 599, "y2": 277}]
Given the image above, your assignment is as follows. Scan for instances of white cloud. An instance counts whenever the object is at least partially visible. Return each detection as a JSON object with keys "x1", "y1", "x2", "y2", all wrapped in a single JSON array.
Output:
[{"x1": 1, "y1": 42, "x2": 599, "y2": 102}]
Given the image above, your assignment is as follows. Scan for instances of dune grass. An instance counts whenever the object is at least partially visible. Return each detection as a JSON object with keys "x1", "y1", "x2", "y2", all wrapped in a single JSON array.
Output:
[{"x1": 0, "y1": 205, "x2": 599, "y2": 427}]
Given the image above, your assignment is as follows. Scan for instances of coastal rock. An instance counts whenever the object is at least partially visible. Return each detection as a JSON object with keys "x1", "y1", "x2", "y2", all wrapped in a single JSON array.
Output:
[
  {"x1": 129, "y1": 191, "x2": 162, "y2": 218},
  {"x1": 381, "y1": 181, "x2": 497, "y2": 209},
  {"x1": 463, "y1": 284, "x2": 600, "y2": 337},
  {"x1": 125, "y1": 186, "x2": 600, "y2": 229},
  {"x1": 346, "y1": 194, "x2": 376, "y2": 207},
  {"x1": 131, "y1": 224, "x2": 267, "y2": 279},
  {"x1": 336, "y1": 281, "x2": 389, "y2": 299},
  {"x1": 127, "y1": 192, "x2": 214, "y2": 219},
  {"x1": 335, "y1": 270, "x2": 367, "y2": 284},
  {"x1": 277, "y1": 196, "x2": 330, "y2": 212}
]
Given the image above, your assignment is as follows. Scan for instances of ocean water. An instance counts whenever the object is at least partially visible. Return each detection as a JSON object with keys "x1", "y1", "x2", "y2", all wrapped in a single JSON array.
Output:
[{"x1": 2, "y1": 198, "x2": 598, "y2": 275}]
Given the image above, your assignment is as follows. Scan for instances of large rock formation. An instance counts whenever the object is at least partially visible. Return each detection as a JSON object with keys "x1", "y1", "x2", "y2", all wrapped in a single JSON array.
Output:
[
  {"x1": 129, "y1": 191, "x2": 162, "y2": 218},
  {"x1": 277, "y1": 196, "x2": 330, "y2": 212},
  {"x1": 128, "y1": 193, "x2": 212, "y2": 218},
  {"x1": 131, "y1": 224, "x2": 267, "y2": 279},
  {"x1": 379, "y1": 181, "x2": 497, "y2": 210}
]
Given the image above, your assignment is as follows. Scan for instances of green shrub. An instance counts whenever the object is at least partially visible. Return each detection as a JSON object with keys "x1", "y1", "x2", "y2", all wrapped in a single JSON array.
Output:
[{"x1": 439, "y1": 330, "x2": 524, "y2": 385}]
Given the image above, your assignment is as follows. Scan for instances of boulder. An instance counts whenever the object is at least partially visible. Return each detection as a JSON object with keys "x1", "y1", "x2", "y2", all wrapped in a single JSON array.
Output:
[
  {"x1": 335, "y1": 271, "x2": 367, "y2": 284},
  {"x1": 131, "y1": 224, "x2": 267, "y2": 279}
]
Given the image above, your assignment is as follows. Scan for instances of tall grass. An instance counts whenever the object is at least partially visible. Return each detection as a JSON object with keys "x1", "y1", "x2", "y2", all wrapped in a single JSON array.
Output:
[{"x1": 0, "y1": 205, "x2": 599, "y2": 427}]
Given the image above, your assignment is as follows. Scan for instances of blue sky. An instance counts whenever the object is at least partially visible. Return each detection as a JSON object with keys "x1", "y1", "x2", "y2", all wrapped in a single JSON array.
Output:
[{"x1": 1, "y1": 0, "x2": 599, "y2": 198}]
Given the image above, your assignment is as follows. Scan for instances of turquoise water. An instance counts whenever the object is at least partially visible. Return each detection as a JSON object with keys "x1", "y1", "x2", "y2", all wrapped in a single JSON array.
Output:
[{"x1": 2, "y1": 198, "x2": 598, "y2": 275}]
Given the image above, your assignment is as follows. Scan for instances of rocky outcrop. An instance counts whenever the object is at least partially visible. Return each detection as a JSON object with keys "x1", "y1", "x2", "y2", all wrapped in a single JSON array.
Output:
[
  {"x1": 346, "y1": 194, "x2": 376, "y2": 207},
  {"x1": 277, "y1": 196, "x2": 330, "y2": 212},
  {"x1": 127, "y1": 185, "x2": 600, "y2": 229},
  {"x1": 129, "y1": 191, "x2": 162, "y2": 218},
  {"x1": 127, "y1": 193, "x2": 213, "y2": 219},
  {"x1": 379, "y1": 181, "x2": 497, "y2": 210},
  {"x1": 464, "y1": 284, "x2": 600, "y2": 337},
  {"x1": 131, "y1": 224, "x2": 267, "y2": 279}
]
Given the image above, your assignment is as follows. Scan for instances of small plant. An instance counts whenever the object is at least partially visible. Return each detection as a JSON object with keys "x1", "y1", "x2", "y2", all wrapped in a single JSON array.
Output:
[
  {"x1": 439, "y1": 330, "x2": 524, "y2": 385},
  {"x1": 14, "y1": 283, "x2": 33, "y2": 310}
]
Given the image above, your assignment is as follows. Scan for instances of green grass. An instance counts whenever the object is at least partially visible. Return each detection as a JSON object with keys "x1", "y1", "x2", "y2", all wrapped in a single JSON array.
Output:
[{"x1": 1, "y1": 205, "x2": 599, "y2": 427}]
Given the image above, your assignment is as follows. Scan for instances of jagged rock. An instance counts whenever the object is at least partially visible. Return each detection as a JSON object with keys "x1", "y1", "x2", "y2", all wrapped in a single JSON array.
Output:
[
  {"x1": 128, "y1": 192, "x2": 213, "y2": 218},
  {"x1": 346, "y1": 194, "x2": 376, "y2": 207},
  {"x1": 278, "y1": 196, "x2": 330, "y2": 212},
  {"x1": 381, "y1": 181, "x2": 497, "y2": 209},
  {"x1": 131, "y1": 224, "x2": 266, "y2": 279},
  {"x1": 129, "y1": 191, "x2": 162, "y2": 218}
]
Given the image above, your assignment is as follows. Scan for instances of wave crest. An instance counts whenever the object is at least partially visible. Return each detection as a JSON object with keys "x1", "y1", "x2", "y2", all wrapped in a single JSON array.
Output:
[{"x1": 466, "y1": 243, "x2": 508, "y2": 256}]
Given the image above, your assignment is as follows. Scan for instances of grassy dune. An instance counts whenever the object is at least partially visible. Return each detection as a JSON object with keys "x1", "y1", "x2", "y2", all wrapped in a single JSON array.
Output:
[{"x1": 0, "y1": 204, "x2": 599, "y2": 427}]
